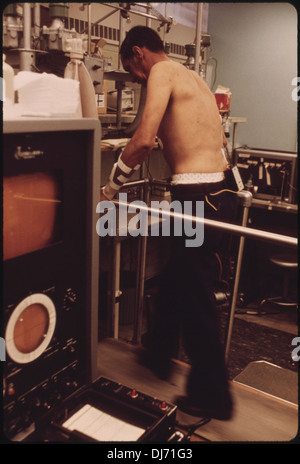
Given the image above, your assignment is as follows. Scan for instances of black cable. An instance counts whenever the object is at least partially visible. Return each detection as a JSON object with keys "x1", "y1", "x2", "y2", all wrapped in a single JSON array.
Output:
[{"x1": 175, "y1": 417, "x2": 211, "y2": 442}]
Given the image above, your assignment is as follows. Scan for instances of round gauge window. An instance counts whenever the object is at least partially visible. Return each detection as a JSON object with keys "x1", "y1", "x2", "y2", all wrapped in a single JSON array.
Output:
[{"x1": 5, "y1": 293, "x2": 56, "y2": 364}]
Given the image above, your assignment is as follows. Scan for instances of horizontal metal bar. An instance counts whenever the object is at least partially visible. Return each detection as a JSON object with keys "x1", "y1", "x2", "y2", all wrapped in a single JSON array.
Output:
[
  {"x1": 112, "y1": 198, "x2": 297, "y2": 248},
  {"x1": 235, "y1": 147, "x2": 297, "y2": 160},
  {"x1": 80, "y1": 8, "x2": 118, "y2": 34},
  {"x1": 120, "y1": 179, "x2": 147, "y2": 188},
  {"x1": 101, "y1": 3, "x2": 173, "y2": 24}
]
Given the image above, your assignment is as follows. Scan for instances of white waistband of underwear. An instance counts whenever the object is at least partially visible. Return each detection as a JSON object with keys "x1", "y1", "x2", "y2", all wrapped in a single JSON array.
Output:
[{"x1": 171, "y1": 172, "x2": 225, "y2": 185}]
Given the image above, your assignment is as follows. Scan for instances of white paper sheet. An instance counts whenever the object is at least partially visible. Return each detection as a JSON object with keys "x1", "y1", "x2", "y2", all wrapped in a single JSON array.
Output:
[{"x1": 63, "y1": 404, "x2": 145, "y2": 442}]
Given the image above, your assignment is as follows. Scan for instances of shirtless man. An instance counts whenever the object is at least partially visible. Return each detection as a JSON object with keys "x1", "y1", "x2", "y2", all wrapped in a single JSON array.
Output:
[
  {"x1": 100, "y1": 27, "x2": 227, "y2": 201},
  {"x1": 101, "y1": 26, "x2": 236, "y2": 420}
]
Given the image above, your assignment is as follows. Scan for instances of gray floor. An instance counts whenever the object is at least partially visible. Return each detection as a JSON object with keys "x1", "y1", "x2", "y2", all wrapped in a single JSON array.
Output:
[{"x1": 97, "y1": 293, "x2": 299, "y2": 443}]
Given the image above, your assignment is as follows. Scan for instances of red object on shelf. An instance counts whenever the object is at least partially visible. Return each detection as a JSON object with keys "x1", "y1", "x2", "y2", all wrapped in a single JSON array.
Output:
[{"x1": 215, "y1": 93, "x2": 232, "y2": 112}]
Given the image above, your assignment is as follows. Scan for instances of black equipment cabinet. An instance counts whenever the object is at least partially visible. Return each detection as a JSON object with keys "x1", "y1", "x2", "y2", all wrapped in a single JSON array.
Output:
[
  {"x1": 2, "y1": 118, "x2": 101, "y2": 440},
  {"x1": 235, "y1": 147, "x2": 297, "y2": 204}
]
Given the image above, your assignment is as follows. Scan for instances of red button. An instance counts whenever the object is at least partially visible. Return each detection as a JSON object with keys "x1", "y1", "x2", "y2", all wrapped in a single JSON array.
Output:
[
  {"x1": 161, "y1": 401, "x2": 167, "y2": 410},
  {"x1": 131, "y1": 389, "x2": 138, "y2": 398},
  {"x1": 8, "y1": 384, "x2": 15, "y2": 396}
]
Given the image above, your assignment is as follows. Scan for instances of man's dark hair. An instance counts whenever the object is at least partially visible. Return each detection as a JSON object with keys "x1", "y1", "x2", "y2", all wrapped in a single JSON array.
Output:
[{"x1": 120, "y1": 26, "x2": 164, "y2": 60}]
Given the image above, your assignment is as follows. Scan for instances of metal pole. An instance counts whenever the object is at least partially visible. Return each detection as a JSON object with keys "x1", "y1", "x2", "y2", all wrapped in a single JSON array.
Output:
[
  {"x1": 195, "y1": 3, "x2": 203, "y2": 75},
  {"x1": 118, "y1": 12, "x2": 126, "y2": 69},
  {"x1": 112, "y1": 239, "x2": 121, "y2": 339},
  {"x1": 20, "y1": 3, "x2": 33, "y2": 71},
  {"x1": 116, "y1": 12, "x2": 126, "y2": 129},
  {"x1": 33, "y1": 3, "x2": 40, "y2": 40},
  {"x1": 133, "y1": 182, "x2": 150, "y2": 344},
  {"x1": 23, "y1": 3, "x2": 31, "y2": 50},
  {"x1": 87, "y1": 3, "x2": 92, "y2": 56},
  {"x1": 232, "y1": 122, "x2": 238, "y2": 164},
  {"x1": 146, "y1": 3, "x2": 151, "y2": 28},
  {"x1": 224, "y1": 191, "x2": 252, "y2": 362}
]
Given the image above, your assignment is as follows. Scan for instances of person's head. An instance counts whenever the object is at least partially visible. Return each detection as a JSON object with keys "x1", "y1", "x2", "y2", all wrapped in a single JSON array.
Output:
[
  {"x1": 120, "y1": 26, "x2": 166, "y2": 84},
  {"x1": 120, "y1": 26, "x2": 165, "y2": 60}
]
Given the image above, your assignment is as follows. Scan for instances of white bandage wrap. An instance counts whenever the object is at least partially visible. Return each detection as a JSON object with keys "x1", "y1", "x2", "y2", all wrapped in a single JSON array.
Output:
[
  {"x1": 102, "y1": 183, "x2": 118, "y2": 200},
  {"x1": 102, "y1": 154, "x2": 141, "y2": 200},
  {"x1": 117, "y1": 156, "x2": 133, "y2": 175}
]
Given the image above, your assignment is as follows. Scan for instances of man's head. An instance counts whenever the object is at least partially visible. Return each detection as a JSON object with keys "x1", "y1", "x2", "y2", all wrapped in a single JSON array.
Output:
[
  {"x1": 120, "y1": 26, "x2": 165, "y2": 60},
  {"x1": 120, "y1": 26, "x2": 166, "y2": 84}
]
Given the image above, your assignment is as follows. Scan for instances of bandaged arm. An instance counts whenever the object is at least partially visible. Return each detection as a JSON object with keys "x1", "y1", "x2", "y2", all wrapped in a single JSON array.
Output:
[
  {"x1": 101, "y1": 152, "x2": 141, "y2": 200},
  {"x1": 101, "y1": 135, "x2": 161, "y2": 200}
]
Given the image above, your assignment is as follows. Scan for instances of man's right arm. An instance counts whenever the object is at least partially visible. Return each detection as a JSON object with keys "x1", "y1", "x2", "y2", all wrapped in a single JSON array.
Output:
[{"x1": 102, "y1": 63, "x2": 173, "y2": 200}]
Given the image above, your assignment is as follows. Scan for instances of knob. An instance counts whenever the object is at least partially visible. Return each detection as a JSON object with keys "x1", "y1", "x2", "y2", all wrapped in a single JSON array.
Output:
[
  {"x1": 33, "y1": 397, "x2": 41, "y2": 408},
  {"x1": 23, "y1": 410, "x2": 32, "y2": 427},
  {"x1": 160, "y1": 401, "x2": 167, "y2": 410},
  {"x1": 49, "y1": 391, "x2": 62, "y2": 405},
  {"x1": 62, "y1": 376, "x2": 78, "y2": 394},
  {"x1": 130, "y1": 389, "x2": 138, "y2": 399},
  {"x1": 7, "y1": 383, "x2": 15, "y2": 396}
]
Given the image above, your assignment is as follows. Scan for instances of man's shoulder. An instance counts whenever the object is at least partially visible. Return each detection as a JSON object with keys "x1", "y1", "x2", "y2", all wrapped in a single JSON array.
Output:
[
  {"x1": 151, "y1": 59, "x2": 180, "y2": 74},
  {"x1": 150, "y1": 61, "x2": 183, "y2": 85}
]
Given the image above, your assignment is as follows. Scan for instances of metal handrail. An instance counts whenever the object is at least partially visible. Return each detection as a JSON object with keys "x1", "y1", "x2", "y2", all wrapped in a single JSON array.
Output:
[
  {"x1": 112, "y1": 195, "x2": 297, "y2": 248},
  {"x1": 107, "y1": 183, "x2": 297, "y2": 360}
]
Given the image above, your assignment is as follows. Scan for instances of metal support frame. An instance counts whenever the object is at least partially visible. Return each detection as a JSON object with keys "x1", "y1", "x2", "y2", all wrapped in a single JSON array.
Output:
[
  {"x1": 101, "y1": 3, "x2": 174, "y2": 28},
  {"x1": 108, "y1": 179, "x2": 297, "y2": 358},
  {"x1": 82, "y1": 2, "x2": 174, "y2": 47},
  {"x1": 80, "y1": 8, "x2": 118, "y2": 34},
  {"x1": 114, "y1": 184, "x2": 297, "y2": 247},
  {"x1": 224, "y1": 190, "x2": 252, "y2": 362},
  {"x1": 111, "y1": 239, "x2": 122, "y2": 339},
  {"x1": 134, "y1": 180, "x2": 151, "y2": 344}
]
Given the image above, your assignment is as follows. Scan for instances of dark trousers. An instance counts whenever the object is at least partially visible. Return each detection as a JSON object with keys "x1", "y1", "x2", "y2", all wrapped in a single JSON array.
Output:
[{"x1": 149, "y1": 179, "x2": 238, "y2": 407}]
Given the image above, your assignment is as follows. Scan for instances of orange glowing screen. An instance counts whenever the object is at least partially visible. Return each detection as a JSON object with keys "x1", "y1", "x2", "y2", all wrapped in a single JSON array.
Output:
[
  {"x1": 13, "y1": 303, "x2": 50, "y2": 353},
  {"x1": 3, "y1": 172, "x2": 61, "y2": 260}
]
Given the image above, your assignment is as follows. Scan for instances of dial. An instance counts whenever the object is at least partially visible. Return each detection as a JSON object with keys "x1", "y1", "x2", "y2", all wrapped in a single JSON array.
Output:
[{"x1": 5, "y1": 293, "x2": 56, "y2": 364}]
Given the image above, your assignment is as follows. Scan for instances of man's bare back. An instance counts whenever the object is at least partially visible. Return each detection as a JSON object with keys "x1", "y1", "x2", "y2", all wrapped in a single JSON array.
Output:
[{"x1": 155, "y1": 60, "x2": 226, "y2": 174}]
